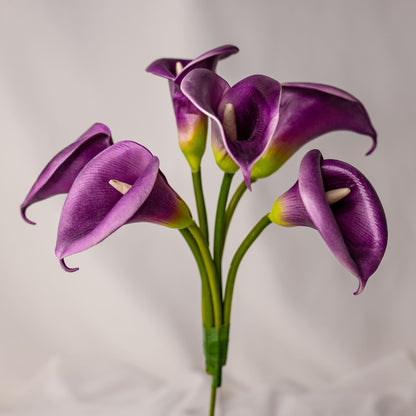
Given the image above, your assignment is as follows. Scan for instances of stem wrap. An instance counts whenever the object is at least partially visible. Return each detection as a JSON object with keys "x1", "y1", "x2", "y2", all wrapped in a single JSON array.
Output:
[{"x1": 203, "y1": 323, "x2": 230, "y2": 387}]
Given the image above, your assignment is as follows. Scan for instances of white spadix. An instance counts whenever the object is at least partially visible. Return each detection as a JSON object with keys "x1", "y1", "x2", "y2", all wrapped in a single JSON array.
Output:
[
  {"x1": 109, "y1": 179, "x2": 132, "y2": 195},
  {"x1": 222, "y1": 103, "x2": 238, "y2": 141},
  {"x1": 326, "y1": 188, "x2": 351, "y2": 205},
  {"x1": 175, "y1": 61, "x2": 184, "y2": 76}
]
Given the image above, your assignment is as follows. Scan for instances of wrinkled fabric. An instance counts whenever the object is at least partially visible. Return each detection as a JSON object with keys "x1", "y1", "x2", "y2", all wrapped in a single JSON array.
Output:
[{"x1": 5, "y1": 353, "x2": 416, "y2": 416}]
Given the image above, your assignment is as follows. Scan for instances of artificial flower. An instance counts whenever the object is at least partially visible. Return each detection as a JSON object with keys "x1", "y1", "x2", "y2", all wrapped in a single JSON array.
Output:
[
  {"x1": 21, "y1": 123, "x2": 113, "y2": 224},
  {"x1": 146, "y1": 45, "x2": 239, "y2": 171},
  {"x1": 180, "y1": 68, "x2": 281, "y2": 187},
  {"x1": 269, "y1": 149, "x2": 387, "y2": 294},
  {"x1": 56, "y1": 141, "x2": 193, "y2": 271},
  {"x1": 182, "y1": 70, "x2": 377, "y2": 185},
  {"x1": 252, "y1": 83, "x2": 377, "y2": 179}
]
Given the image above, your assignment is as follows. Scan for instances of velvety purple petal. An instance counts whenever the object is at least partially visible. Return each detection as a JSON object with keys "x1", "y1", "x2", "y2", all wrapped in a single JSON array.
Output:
[
  {"x1": 298, "y1": 150, "x2": 362, "y2": 281},
  {"x1": 320, "y1": 159, "x2": 388, "y2": 291},
  {"x1": 55, "y1": 141, "x2": 159, "y2": 260},
  {"x1": 170, "y1": 81, "x2": 206, "y2": 122},
  {"x1": 269, "y1": 181, "x2": 314, "y2": 228},
  {"x1": 180, "y1": 69, "x2": 236, "y2": 173},
  {"x1": 175, "y1": 44, "x2": 239, "y2": 83},
  {"x1": 271, "y1": 149, "x2": 387, "y2": 294},
  {"x1": 146, "y1": 46, "x2": 238, "y2": 171},
  {"x1": 299, "y1": 150, "x2": 387, "y2": 294},
  {"x1": 180, "y1": 68, "x2": 230, "y2": 116},
  {"x1": 252, "y1": 83, "x2": 377, "y2": 178},
  {"x1": 128, "y1": 170, "x2": 193, "y2": 229},
  {"x1": 182, "y1": 69, "x2": 281, "y2": 187},
  {"x1": 168, "y1": 79, "x2": 208, "y2": 171},
  {"x1": 217, "y1": 75, "x2": 281, "y2": 186},
  {"x1": 146, "y1": 44, "x2": 238, "y2": 83},
  {"x1": 145, "y1": 58, "x2": 191, "y2": 81},
  {"x1": 282, "y1": 82, "x2": 376, "y2": 150},
  {"x1": 21, "y1": 123, "x2": 113, "y2": 224}
]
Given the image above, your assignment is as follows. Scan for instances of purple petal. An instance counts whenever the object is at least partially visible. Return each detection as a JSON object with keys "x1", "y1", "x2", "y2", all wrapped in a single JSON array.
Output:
[
  {"x1": 218, "y1": 75, "x2": 281, "y2": 186},
  {"x1": 180, "y1": 68, "x2": 235, "y2": 171},
  {"x1": 168, "y1": 80, "x2": 208, "y2": 171},
  {"x1": 301, "y1": 150, "x2": 387, "y2": 293},
  {"x1": 180, "y1": 68, "x2": 230, "y2": 119},
  {"x1": 146, "y1": 45, "x2": 238, "y2": 171},
  {"x1": 181, "y1": 69, "x2": 281, "y2": 187},
  {"x1": 145, "y1": 58, "x2": 190, "y2": 81},
  {"x1": 128, "y1": 170, "x2": 193, "y2": 229},
  {"x1": 319, "y1": 159, "x2": 388, "y2": 292},
  {"x1": 252, "y1": 83, "x2": 377, "y2": 178},
  {"x1": 270, "y1": 149, "x2": 387, "y2": 294},
  {"x1": 146, "y1": 44, "x2": 239, "y2": 83},
  {"x1": 55, "y1": 141, "x2": 158, "y2": 260},
  {"x1": 55, "y1": 141, "x2": 193, "y2": 268},
  {"x1": 298, "y1": 150, "x2": 362, "y2": 283},
  {"x1": 269, "y1": 181, "x2": 313, "y2": 228},
  {"x1": 21, "y1": 123, "x2": 113, "y2": 224}
]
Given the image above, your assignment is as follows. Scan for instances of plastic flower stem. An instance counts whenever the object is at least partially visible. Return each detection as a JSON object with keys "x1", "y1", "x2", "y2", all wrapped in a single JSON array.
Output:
[
  {"x1": 209, "y1": 384, "x2": 217, "y2": 416},
  {"x1": 179, "y1": 228, "x2": 213, "y2": 327},
  {"x1": 224, "y1": 178, "x2": 254, "y2": 235},
  {"x1": 192, "y1": 169, "x2": 209, "y2": 243},
  {"x1": 213, "y1": 172, "x2": 234, "y2": 285},
  {"x1": 189, "y1": 221, "x2": 223, "y2": 327},
  {"x1": 224, "y1": 214, "x2": 272, "y2": 324}
]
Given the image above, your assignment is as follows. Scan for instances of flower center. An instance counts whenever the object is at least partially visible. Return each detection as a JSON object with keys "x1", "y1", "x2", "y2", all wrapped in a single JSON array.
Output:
[
  {"x1": 175, "y1": 61, "x2": 183, "y2": 76},
  {"x1": 326, "y1": 188, "x2": 350, "y2": 205},
  {"x1": 222, "y1": 103, "x2": 238, "y2": 141},
  {"x1": 109, "y1": 179, "x2": 132, "y2": 195}
]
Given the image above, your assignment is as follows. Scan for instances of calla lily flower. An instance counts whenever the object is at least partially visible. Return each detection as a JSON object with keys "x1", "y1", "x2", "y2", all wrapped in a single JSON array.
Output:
[
  {"x1": 180, "y1": 68, "x2": 282, "y2": 188},
  {"x1": 269, "y1": 149, "x2": 387, "y2": 294},
  {"x1": 181, "y1": 70, "x2": 377, "y2": 185},
  {"x1": 252, "y1": 82, "x2": 377, "y2": 179},
  {"x1": 146, "y1": 45, "x2": 239, "y2": 171},
  {"x1": 21, "y1": 123, "x2": 113, "y2": 224},
  {"x1": 55, "y1": 141, "x2": 193, "y2": 271}
]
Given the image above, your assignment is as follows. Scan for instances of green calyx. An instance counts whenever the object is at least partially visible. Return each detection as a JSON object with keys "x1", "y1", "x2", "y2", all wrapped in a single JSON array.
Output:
[{"x1": 179, "y1": 117, "x2": 208, "y2": 172}]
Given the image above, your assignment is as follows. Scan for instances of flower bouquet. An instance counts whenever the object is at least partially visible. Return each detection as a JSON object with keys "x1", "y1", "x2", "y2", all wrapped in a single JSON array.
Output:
[{"x1": 21, "y1": 45, "x2": 387, "y2": 415}]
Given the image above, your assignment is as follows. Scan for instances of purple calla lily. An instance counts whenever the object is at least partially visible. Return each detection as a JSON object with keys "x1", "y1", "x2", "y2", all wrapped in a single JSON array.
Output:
[
  {"x1": 251, "y1": 83, "x2": 377, "y2": 179},
  {"x1": 269, "y1": 149, "x2": 387, "y2": 294},
  {"x1": 180, "y1": 68, "x2": 282, "y2": 188},
  {"x1": 181, "y1": 70, "x2": 377, "y2": 185},
  {"x1": 55, "y1": 141, "x2": 193, "y2": 271},
  {"x1": 146, "y1": 45, "x2": 239, "y2": 171},
  {"x1": 21, "y1": 123, "x2": 113, "y2": 224}
]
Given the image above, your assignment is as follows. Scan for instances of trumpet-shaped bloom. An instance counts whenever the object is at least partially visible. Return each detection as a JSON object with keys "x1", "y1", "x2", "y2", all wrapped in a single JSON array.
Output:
[
  {"x1": 55, "y1": 141, "x2": 193, "y2": 271},
  {"x1": 252, "y1": 82, "x2": 377, "y2": 179},
  {"x1": 181, "y1": 70, "x2": 377, "y2": 184},
  {"x1": 21, "y1": 123, "x2": 113, "y2": 224},
  {"x1": 146, "y1": 45, "x2": 239, "y2": 171},
  {"x1": 181, "y1": 68, "x2": 281, "y2": 188},
  {"x1": 269, "y1": 149, "x2": 387, "y2": 294}
]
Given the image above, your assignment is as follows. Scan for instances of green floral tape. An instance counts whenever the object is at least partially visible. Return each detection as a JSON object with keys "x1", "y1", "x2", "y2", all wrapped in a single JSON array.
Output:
[{"x1": 203, "y1": 323, "x2": 230, "y2": 387}]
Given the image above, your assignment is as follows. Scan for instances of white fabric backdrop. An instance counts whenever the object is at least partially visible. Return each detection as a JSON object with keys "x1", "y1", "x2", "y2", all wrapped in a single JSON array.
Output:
[{"x1": 1, "y1": 0, "x2": 415, "y2": 414}]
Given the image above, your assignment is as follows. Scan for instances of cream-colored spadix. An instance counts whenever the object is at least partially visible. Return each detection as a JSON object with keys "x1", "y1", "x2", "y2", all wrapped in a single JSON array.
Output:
[
  {"x1": 326, "y1": 188, "x2": 351, "y2": 205},
  {"x1": 223, "y1": 103, "x2": 238, "y2": 141},
  {"x1": 175, "y1": 61, "x2": 183, "y2": 76},
  {"x1": 109, "y1": 179, "x2": 132, "y2": 195}
]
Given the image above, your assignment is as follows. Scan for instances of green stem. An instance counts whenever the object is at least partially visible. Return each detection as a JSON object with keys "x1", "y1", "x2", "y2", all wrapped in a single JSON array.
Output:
[
  {"x1": 189, "y1": 222, "x2": 223, "y2": 327},
  {"x1": 179, "y1": 228, "x2": 213, "y2": 327},
  {"x1": 213, "y1": 173, "x2": 234, "y2": 286},
  {"x1": 192, "y1": 169, "x2": 209, "y2": 243},
  {"x1": 224, "y1": 214, "x2": 272, "y2": 324},
  {"x1": 224, "y1": 179, "x2": 251, "y2": 236},
  {"x1": 209, "y1": 384, "x2": 217, "y2": 416}
]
